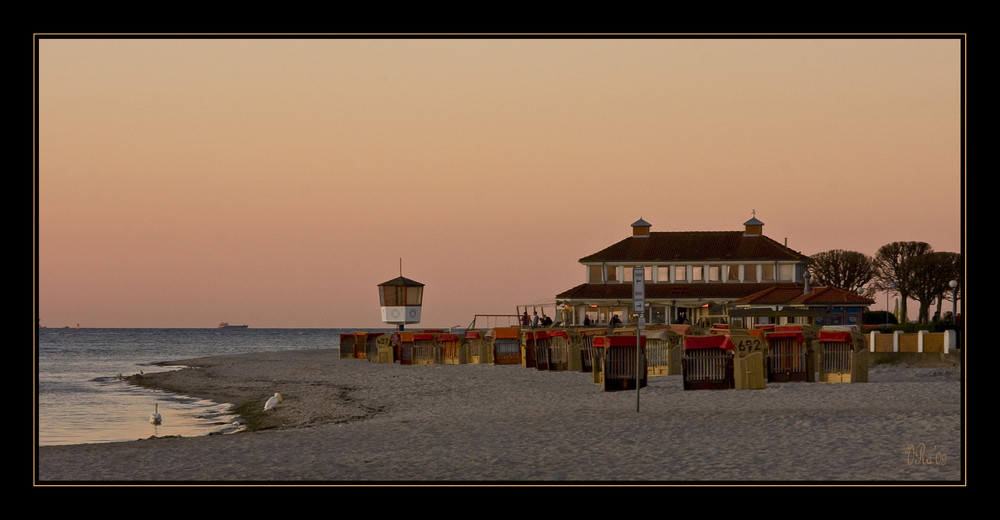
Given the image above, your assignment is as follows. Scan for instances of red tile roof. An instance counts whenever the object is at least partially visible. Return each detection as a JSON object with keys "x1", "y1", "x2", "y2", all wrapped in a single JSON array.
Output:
[
  {"x1": 578, "y1": 231, "x2": 809, "y2": 263},
  {"x1": 734, "y1": 285, "x2": 875, "y2": 306}
]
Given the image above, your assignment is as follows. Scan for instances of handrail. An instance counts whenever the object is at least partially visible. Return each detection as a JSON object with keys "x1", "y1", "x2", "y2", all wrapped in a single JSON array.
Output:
[{"x1": 467, "y1": 314, "x2": 521, "y2": 330}]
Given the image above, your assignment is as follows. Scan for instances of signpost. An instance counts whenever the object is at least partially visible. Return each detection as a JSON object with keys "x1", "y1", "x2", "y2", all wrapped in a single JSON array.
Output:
[{"x1": 633, "y1": 267, "x2": 645, "y2": 412}]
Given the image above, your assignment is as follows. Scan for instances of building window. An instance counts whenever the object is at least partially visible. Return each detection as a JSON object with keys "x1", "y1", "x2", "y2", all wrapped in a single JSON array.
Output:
[
  {"x1": 657, "y1": 266, "x2": 669, "y2": 283},
  {"x1": 709, "y1": 266, "x2": 721, "y2": 282},
  {"x1": 761, "y1": 264, "x2": 775, "y2": 282},
  {"x1": 675, "y1": 266, "x2": 687, "y2": 281},
  {"x1": 692, "y1": 266, "x2": 704, "y2": 281},
  {"x1": 728, "y1": 265, "x2": 740, "y2": 282},
  {"x1": 625, "y1": 266, "x2": 653, "y2": 282},
  {"x1": 779, "y1": 264, "x2": 794, "y2": 281},
  {"x1": 745, "y1": 265, "x2": 758, "y2": 283},
  {"x1": 380, "y1": 286, "x2": 403, "y2": 306},
  {"x1": 588, "y1": 265, "x2": 602, "y2": 283},
  {"x1": 607, "y1": 265, "x2": 617, "y2": 282}
]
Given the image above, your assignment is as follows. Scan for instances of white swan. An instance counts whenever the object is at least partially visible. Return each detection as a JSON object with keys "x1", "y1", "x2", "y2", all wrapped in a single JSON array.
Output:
[
  {"x1": 264, "y1": 393, "x2": 283, "y2": 411},
  {"x1": 150, "y1": 403, "x2": 162, "y2": 425}
]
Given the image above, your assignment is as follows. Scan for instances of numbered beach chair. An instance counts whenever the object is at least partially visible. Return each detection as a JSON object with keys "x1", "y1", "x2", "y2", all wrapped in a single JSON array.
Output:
[
  {"x1": 375, "y1": 334, "x2": 395, "y2": 364},
  {"x1": 730, "y1": 331, "x2": 767, "y2": 390}
]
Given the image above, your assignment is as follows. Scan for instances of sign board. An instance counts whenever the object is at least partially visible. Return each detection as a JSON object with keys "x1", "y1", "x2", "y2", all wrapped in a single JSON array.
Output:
[{"x1": 632, "y1": 267, "x2": 645, "y2": 313}]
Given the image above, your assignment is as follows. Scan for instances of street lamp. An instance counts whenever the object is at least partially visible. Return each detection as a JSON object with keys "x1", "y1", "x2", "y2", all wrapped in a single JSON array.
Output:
[
  {"x1": 949, "y1": 279, "x2": 958, "y2": 324},
  {"x1": 857, "y1": 286, "x2": 865, "y2": 326},
  {"x1": 885, "y1": 280, "x2": 897, "y2": 327}
]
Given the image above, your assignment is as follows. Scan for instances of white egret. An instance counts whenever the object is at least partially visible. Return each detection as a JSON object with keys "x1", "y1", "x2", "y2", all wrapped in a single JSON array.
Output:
[
  {"x1": 264, "y1": 393, "x2": 283, "y2": 411},
  {"x1": 150, "y1": 403, "x2": 162, "y2": 425}
]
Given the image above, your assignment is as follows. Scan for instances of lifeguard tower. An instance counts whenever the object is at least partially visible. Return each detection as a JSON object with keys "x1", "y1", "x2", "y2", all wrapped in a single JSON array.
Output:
[{"x1": 377, "y1": 275, "x2": 424, "y2": 331}]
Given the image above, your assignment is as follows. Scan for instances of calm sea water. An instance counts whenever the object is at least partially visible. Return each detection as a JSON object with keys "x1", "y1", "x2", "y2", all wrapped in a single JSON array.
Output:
[{"x1": 36, "y1": 327, "x2": 394, "y2": 447}]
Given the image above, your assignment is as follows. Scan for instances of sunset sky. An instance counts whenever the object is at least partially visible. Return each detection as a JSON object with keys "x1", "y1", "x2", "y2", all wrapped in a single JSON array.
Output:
[{"x1": 35, "y1": 35, "x2": 964, "y2": 328}]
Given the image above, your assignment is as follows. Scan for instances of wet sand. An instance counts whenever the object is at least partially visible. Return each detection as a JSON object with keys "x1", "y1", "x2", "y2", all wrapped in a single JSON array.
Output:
[{"x1": 35, "y1": 349, "x2": 963, "y2": 484}]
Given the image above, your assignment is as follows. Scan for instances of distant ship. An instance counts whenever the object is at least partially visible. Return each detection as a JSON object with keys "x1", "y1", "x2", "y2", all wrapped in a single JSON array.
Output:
[{"x1": 218, "y1": 322, "x2": 248, "y2": 329}]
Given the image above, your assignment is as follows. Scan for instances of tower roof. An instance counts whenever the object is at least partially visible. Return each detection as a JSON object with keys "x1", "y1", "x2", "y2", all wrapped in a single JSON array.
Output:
[
  {"x1": 632, "y1": 217, "x2": 651, "y2": 228},
  {"x1": 378, "y1": 276, "x2": 424, "y2": 287}
]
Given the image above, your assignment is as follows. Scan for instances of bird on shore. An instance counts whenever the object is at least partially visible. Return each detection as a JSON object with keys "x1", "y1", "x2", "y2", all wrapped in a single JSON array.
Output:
[
  {"x1": 150, "y1": 403, "x2": 162, "y2": 425},
  {"x1": 264, "y1": 393, "x2": 283, "y2": 411}
]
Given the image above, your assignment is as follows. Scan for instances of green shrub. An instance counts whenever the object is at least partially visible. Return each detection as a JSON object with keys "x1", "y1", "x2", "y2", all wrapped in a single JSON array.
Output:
[{"x1": 863, "y1": 310, "x2": 898, "y2": 325}]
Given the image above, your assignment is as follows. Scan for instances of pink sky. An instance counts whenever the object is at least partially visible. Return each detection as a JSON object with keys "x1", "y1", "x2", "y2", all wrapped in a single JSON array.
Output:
[{"x1": 35, "y1": 36, "x2": 963, "y2": 328}]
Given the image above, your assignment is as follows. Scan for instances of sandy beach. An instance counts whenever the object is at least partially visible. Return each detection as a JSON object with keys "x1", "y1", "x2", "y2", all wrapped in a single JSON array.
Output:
[{"x1": 35, "y1": 348, "x2": 963, "y2": 484}]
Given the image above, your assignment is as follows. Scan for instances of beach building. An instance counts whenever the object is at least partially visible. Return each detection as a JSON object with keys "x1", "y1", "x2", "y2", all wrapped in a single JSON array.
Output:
[
  {"x1": 554, "y1": 215, "x2": 870, "y2": 328},
  {"x1": 729, "y1": 281, "x2": 875, "y2": 328}
]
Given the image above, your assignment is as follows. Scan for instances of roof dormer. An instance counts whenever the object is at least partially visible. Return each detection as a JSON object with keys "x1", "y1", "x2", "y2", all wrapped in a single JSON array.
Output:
[{"x1": 631, "y1": 218, "x2": 651, "y2": 237}]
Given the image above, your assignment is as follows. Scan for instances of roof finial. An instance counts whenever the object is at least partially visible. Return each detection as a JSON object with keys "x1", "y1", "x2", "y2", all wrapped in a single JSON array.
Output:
[{"x1": 751, "y1": 209, "x2": 756, "y2": 218}]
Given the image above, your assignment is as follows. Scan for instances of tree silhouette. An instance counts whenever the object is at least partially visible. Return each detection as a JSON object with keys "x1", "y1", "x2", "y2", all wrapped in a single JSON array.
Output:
[
  {"x1": 807, "y1": 249, "x2": 877, "y2": 295},
  {"x1": 902, "y1": 251, "x2": 961, "y2": 323},
  {"x1": 873, "y1": 241, "x2": 933, "y2": 323}
]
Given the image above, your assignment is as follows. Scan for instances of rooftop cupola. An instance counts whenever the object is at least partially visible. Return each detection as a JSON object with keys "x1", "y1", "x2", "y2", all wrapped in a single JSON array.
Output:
[
  {"x1": 743, "y1": 210, "x2": 764, "y2": 237},
  {"x1": 631, "y1": 218, "x2": 651, "y2": 237}
]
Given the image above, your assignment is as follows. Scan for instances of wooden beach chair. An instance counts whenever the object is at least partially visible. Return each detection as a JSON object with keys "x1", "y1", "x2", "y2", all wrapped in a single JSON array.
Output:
[
  {"x1": 547, "y1": 330, "x2": 571, "y2": 371},
  {"x1": 815, "y1": 328, "x2": 868, "y2": 383},
  {"x1": 532, "y1": 331, "x2": 551, "y2": 371},
  {"x1": 641, "y1": 328, "x2": 679, "y2": 377},
  {"x1": 397, "y1": 332, "x2": 415, "y2": 365},
  {"x1": 492, "y1": 327, "x2": 522, "y2": 365},
  {"x1": 352, "y1": 332, "x2": 368, "y2": 359},
  {"x1": 682, "y1": 335, "x2": 735, "y2": 390},
  {"x1": 339, "y1": 333, "x2": 357, "y2": 359},
  {"x1": 730, "y1": 330, "x2": 767, "y2": 390},
  {"x1": 364, "y1": 333, "x2": 385, "y2": 362},
  {"x1": 412, "y1": 333, "x2": 437, "y2": 365},
  {"x1": 438, "y1": 333, "x2": 461, "y2": 364},
  {"x1": 598, "y1": 335, "x2": 647, "y2": 392},
  {"x1": 464, "y1": 330, "x2": 486, "y2": 364},
  {"x1": 375, "y1": 334, "x2": 395, "y2": 364},
  {"x1": 520, "y1": 330, "x2": 537, "y2": 369},
  {"x1": 578, "y1": 328, "x2": 606, "y2": 373},
  {"x1": 764, "y1": 327, "x2": 808, "y2": 382}
]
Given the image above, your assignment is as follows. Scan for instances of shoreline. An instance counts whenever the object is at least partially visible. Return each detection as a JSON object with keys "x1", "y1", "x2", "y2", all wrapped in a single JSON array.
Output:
[{"x1": 36, "y1": 348, "x2": 963, "y2": 484}]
